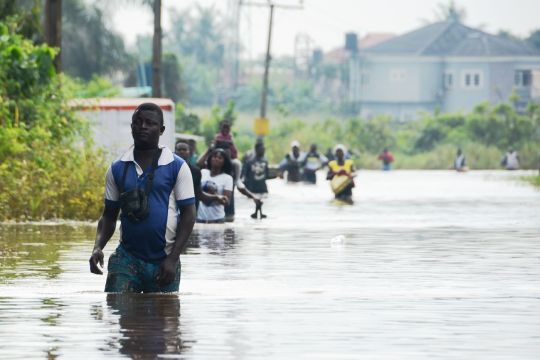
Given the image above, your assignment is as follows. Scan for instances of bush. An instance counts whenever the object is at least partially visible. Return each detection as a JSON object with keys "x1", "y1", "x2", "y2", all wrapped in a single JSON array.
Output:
[
  {"x1": 523, "y1": 175, "x2": 540, "y2": 187},
  {"x1": 225, "y1": 101, "x2": 539, "y2": 170},
  {"x1": 0, "y1": 21, "x2": 106, "y2": 221},
  {"x1": 175, "y1": 103, "x2": 201, "y2": 134}
]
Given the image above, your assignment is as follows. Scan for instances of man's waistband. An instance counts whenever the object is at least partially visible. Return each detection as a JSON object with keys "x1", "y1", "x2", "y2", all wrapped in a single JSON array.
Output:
[{"x1": 196, "y1": 218, "x2": 225, "y2": 224}]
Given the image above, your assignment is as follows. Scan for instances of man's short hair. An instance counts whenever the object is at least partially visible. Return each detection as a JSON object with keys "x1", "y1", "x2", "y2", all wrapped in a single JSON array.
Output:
[{"x1": 133, "y1": 102, "x2": 164, "y2": 126}]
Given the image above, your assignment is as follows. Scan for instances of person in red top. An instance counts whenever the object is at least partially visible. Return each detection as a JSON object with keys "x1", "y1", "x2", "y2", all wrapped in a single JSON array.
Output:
[
  {"x1": 214, "y1": 120, "x2": 238, "y2": 159},
  {"x1": 377, "y1": 148, "x2": 394, "y2": 171}
]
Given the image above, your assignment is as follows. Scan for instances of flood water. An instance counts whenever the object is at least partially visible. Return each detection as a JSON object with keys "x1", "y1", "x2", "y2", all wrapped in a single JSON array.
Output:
[{"x1": 1, "y1": 170, "x2": 539, "y2": 359}]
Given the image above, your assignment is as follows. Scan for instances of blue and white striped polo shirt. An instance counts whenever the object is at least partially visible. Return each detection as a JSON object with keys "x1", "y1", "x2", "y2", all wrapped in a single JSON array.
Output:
[{"x1": 104, "y1": 145, "x2": 195, "y2": 262}]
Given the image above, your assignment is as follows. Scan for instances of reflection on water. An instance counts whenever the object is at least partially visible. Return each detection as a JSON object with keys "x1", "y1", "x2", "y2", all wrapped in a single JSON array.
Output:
[
  {"x1": 104, "y1": 294, "x2": 190, "y2": 358},
  {"x1": 0, "y1": 225, "x2": 94, "y2": 281},
  {"x1": 0, "y1": 171, "x2": 539, "y2": 359},
  {"x1": 189, "y1": 227, "x2": 237, "y2": 254}
]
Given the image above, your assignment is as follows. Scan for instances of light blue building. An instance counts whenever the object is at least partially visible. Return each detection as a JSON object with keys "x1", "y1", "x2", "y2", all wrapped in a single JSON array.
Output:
[{"x1": 350, "y1": 21, "x2": 540, "y2": 121}]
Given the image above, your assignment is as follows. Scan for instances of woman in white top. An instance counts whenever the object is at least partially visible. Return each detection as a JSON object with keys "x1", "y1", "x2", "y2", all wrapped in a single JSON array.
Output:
[{"x1": 197, "y1": 148, "x2": 233, "y2": 223}]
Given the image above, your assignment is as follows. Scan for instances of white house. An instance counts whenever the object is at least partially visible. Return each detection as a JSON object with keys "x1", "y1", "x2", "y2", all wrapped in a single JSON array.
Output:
[{"x1": 348, "y1": 21, "x2": 540, "y2": 121}]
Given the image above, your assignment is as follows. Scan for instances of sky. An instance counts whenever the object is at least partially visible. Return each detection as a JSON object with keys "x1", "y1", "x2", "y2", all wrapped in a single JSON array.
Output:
[{"x1": 111, "y1": 0, "x2": 540, "y2": 58}]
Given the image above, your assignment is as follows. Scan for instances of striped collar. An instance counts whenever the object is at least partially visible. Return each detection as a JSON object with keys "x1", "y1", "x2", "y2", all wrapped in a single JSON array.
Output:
[{"x1": 119, "y1": 145, "x2": 174, "y2": 166}]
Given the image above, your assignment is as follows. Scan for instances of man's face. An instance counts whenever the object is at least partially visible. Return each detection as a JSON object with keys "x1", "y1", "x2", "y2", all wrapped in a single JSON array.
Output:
[
  {"x1": 175, "y1": 143, "x2": 190, "y2": 160},
  {"x1": 255, "y1": 145, "x2": 265, "y2": 158},
  {"x1": 131, "y1": 110, "x2": 164, "y2": 149}
]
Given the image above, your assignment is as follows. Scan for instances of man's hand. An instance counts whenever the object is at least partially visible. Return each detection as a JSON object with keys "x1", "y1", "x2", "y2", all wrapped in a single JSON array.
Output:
[
  {"x1": 216, "y1": 195, "x2": 228, "y2": 205},
  {"x1": 156, "y1": 256, "x2": 179, "y2": 287},
  {"x1": 89, "y1": 248, "x2": 104, "y2": 275},
  {"x1": 253, "y1": 197, "x2": 262, "y2": 206}
]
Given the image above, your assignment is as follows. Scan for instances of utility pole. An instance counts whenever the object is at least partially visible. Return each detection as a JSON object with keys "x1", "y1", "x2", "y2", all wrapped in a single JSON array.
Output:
[
  {"x1": 152, "y1": 0, "x2": 162, "y2": 98},
  {"x1": 260, "y1": 3, "x2": 274, "y2": 119},
  {"x1": 234, "y1": 1, "x2": 242, "y2": 90},
  {"x1": 242, "y1": 1, "x2": 302, "y2": 136},
  {"x1": 225, "y1": 0, "x2": 242, "y2": 96},
  {"x1": 44, "y1": 0, "x2": 62, "y2": 72}
]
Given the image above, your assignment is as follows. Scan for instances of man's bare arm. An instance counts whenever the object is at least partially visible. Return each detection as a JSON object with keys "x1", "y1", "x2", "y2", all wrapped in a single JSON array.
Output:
[
  {"x1": 156, "y1": 203, "x2": 196, "y2": 286},
  {"x1": 89, "y1": 205, "x2": 120, "y2": 275}
]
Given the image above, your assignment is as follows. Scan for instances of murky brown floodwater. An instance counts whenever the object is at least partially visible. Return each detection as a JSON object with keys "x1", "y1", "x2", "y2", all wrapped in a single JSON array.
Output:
[{"x1": 1, "y1": 170, "x2": 539, "y2": 359}]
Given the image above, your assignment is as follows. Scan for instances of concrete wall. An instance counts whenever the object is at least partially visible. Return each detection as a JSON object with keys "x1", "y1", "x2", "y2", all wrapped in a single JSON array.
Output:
[
  {"x1": 74, "y1": 99, "x2": 176, "y2": 161},
  {"x1": 355, "y1": 56, "x2": 440, "y2": 120},
  {"x1": 440, "y1": 61, "x2": 491, "y2": 113}
]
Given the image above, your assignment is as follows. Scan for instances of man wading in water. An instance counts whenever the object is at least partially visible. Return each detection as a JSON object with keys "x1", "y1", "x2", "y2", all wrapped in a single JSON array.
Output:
[{"x1": 89, "y1": 103, "x2": 196, "y2": 292}]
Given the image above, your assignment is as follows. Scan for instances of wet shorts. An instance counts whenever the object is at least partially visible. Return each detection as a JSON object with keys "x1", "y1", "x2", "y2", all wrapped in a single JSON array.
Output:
[{"x1": 104, "y1": 245, "x2": 180, "y2": 293}]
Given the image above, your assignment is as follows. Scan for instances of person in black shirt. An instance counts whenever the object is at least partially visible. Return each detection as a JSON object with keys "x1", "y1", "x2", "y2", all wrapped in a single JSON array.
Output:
[
  {"x1": 243, "y1": 141, "x2": 273, "y2": 195},
  {"x1": 302, "y1": 143, "x2": 328, "y2": 184},
  {"x1": 175, "y1": 140, "x2": 226, "y2": 209},
  {"x1": 278, "y1": 140, "x2": 304, "y2": 182}
]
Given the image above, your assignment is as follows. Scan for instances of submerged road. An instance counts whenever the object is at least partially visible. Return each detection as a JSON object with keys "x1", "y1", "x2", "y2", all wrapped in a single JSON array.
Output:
[{"x1": 0, "y1": 170, "x2": 539, "y2": 359}]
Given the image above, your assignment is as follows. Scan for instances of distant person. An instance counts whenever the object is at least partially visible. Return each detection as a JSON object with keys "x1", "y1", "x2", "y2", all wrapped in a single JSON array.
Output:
[
  {"x1": 198, "y1": 141, "x2": 261, "y2": 222},
  {"x1": 325, "y1": 147, "x2": 335, "y2": 162},
  {"x1": 243, "y1": 141, "x2": 277, "y2": 195},
  {"x1": 501, "y1": 148, "x2": 520, "y2": 170},
  {"x1": 279, "y1": 140, "x2": 305, "y2": 182},
  {"x1": 242, "y1": 137, "x2": 265, "y2": 165},
  {"x1": 242, "y1": 141, "x2": 276, "y2": 219},
  {"x1": 327, "y1": 144, "x2": 356, "y2": 204},
  {"x1": 89, "y1": 103, "x2": 195, "y2": 293},
  {"x1": 214, "y1": 120, "x2": 238, "y2": 159},
  {"x1": 454, "y1": 148, "x2": 467, "y2": 172},
  {"x1": 377, "y1": 148, "x2": 394, "y2": 171},
  {"x1": 187, "y1": 139, "x2": 198, "y2": 166},
  {"x1": 175, "y1": 141, "x2": 202, "y2": 209},
  {"x1": 224, "y1": 146, "x2": 261, "y2": 222},
  {"x1": 302, "y1": 144, "x2": 328, "y2": 184},
  {"x1": 197, "y1": 148, "x2": 233, "y2": 223}
]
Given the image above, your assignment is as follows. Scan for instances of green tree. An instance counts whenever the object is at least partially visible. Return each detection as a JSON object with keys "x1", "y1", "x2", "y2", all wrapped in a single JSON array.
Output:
[
  {"x1": 0, "y1": 18, "x2": 106, "y2": 220},
  {"x1": 175, "y1": 104, "x2": 200, "y2": 134},
  {"x1": 162, "y1": 52, "x2": 185, "y2": 102},
  {"x1": 166, "y1": 5, "x2": 225, "y2": 105},
  {"x1": 62, "y1": 0, "x2": 133, "y2": 80},
  {"x1": 498, "y1": 30, "x2": 523, "y2": 42},
  {"x1": 353, "y1": 117, "x2": 396, "y2": 153},
  {"x1": 527, "y1": 29, "x2": 540, "y2": 51},
  {"x1": 167, "y1": 5, "x2": 225, "y2": 67},
  {"x1": 465, "y1": 102, "x2": 535, "y2": 149},
  {"x1": 0, "y1": 0, "x2": 41, "y2": 41},
  {"x1": 434, "y1": 0, "x2": 466, "y2": 22}
]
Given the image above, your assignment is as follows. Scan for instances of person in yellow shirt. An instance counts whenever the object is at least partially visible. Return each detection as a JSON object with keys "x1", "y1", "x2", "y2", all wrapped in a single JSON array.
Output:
[{"x1": 326, "y1": 144, "x2": 356, "y2": 204}]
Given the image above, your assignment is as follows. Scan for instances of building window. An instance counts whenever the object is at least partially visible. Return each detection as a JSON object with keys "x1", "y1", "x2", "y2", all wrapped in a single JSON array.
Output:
[
  {"x1": 515, "y1": 70, "x2": 532, "y2": 87},
  {"x1": 390, "y1": 69, "x2": 406, "y2": 82},
  {"x1": 462, "y1": 70, "x2": 483, "y2": 89},
  {"x1": 443, "y1": 71, "x2": 454, "y2": 89},
  {"x1": 474, "y1": 74, "x2": 480, "y2": 86}
]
